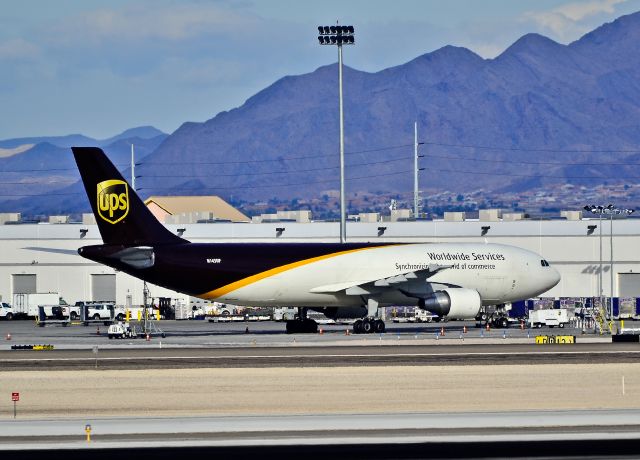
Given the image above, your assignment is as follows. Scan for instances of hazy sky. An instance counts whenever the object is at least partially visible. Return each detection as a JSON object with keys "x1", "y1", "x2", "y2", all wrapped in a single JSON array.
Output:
[{"x1": 1, "y1": 0, "x2": 639, "y2": 140}]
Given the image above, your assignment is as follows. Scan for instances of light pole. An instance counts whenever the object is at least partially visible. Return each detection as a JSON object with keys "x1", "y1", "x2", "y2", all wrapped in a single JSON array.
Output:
[
  {"x1": 318, "y1": 24, "x2": 354, "y2": 243},
  {"x1": 608, "y1": 206, "x2": 634, "y2": 319},
  {"x1": 584, "y1": 204, "x2": 635, "y2": 321}
]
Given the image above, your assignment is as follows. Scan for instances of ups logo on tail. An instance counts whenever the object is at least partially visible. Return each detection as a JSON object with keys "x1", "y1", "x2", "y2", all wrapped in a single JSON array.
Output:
[{"x1": 97, "y1": 180, "x2": 129, "y2": 224}]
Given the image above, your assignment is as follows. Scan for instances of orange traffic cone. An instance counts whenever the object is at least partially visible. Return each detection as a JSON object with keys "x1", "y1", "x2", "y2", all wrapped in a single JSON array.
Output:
[
  {"x1": 485, "y1": 322, "x2": 490, "y2": 331},
  {"x1": 520, "y1": 321, "x2": 525, "y2": 330},
  {"x1": 319, "y1": 328, "x2": 324, "y2": 335},
  {"x1": 440, "y1": 326, "x2": 445, "y2": 336},
  {"x1": 5, "y1": 333, "x2": 11, "y2": 340},
  {"x1": 146, "y1": 333, "x2": 150, "y2": 341},
  {"x1": 463, "y1": 326, "x2": 468, "y2": 334}
]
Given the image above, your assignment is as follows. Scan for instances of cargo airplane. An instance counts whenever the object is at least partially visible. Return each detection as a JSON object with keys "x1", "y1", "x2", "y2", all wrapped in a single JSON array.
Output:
[{"x1": 72, "y1": 147, "x2": 560, "y2": 333}]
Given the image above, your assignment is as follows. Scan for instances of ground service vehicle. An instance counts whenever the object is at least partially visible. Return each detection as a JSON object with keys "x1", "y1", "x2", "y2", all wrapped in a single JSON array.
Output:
[
  {"x1": 87, "y1": 303, "x2": 115, "y2": 320},
  {"x1": 11, "y1": 293, "x2": 63, "y2": 318},
  {"x1": 108, "y1": 322, "x2": 136, "y2": 339},
  {"x1": 72, "y1": 147, "x2": 561, "y2": 334},
  {"x1": 529, "y1": 308, "x2": 570, "y2": 328},
  {"x1": 0, "y1": 302, "x2": 13, "y2": 320}
]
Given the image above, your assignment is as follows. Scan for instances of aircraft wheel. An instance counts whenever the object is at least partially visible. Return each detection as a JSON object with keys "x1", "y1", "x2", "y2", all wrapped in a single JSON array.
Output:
[
  {"x1": 500, "y1": 317, "x2": 509, "y2": 328},
  {"x1": 374, "y1": 319, "x2": 385, "y2": 333},
  {"x1": 353, "y1": 319, "x2": 363, "y2": 334},
  {"x1": 362, "y1": 319, "x2": 373, "y2": 334}
]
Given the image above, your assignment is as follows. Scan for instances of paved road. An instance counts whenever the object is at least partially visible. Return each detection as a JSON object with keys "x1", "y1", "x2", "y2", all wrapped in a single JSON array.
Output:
[
  {"x1": 0, "y1": 319, "x2": 603, "y2": 349},
  {"x1": 2, "y1": 410, "x2": 640, "y2": 457}
]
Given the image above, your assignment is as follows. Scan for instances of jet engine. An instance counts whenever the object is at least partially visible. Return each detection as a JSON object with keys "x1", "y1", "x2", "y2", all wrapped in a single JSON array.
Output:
[{"x1": 418, "y1": 288, "x2": 481, "y2": 319}]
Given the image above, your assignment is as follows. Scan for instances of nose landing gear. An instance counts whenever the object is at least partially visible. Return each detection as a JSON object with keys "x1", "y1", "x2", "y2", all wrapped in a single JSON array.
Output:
[{"x1": 285, "y1": 307, "x2": 318, "y2": 334}]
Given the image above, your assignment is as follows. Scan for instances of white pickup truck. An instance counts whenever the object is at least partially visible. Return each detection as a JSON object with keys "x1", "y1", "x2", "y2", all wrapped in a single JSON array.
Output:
[{"x1": 0, "y1": 302, "x2": 13, "y2": 320}]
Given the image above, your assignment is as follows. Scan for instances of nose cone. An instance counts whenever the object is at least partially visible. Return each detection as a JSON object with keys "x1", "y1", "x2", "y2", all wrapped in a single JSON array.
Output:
[{"x1": 547, "y1": 266, "x2": 561, "y2": 290}]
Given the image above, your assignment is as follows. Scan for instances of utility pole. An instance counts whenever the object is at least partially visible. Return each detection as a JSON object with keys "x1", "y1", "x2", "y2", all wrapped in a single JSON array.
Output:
[
  {"x1": 318, "y1": 24, "x2": 354, "y2": 243},
  {"x1": 413, "y1": 122, "x2": 424, "y2": 219},
  {"x1": 131, "y1": 144, "x2": 135, "y2": 191}
]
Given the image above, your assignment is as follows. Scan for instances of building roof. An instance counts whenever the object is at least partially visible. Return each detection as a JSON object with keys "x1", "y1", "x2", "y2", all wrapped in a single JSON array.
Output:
[{"x1": 144, "y1": 196, "x2": 249, "y2": 222}]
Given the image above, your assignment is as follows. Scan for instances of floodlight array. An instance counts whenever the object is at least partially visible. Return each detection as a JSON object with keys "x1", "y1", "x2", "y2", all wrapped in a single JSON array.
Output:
[{"x1": 318, "y1": 25, "x2": 355, "y2": 45}]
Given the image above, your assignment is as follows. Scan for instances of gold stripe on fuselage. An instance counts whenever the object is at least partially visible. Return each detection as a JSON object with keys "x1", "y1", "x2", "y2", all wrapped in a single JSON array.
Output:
[{"x1": 199, "y1": 245, "x2": 392, "y2": 299}]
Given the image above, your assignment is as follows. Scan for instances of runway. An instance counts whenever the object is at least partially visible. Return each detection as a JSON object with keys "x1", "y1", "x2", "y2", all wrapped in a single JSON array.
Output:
[
  {"x1": 0, "y1": 318, "x2": 603, "y2": 349},
  {"x1": 1, "y1": 320, "x2": 639, "y2": 457}
]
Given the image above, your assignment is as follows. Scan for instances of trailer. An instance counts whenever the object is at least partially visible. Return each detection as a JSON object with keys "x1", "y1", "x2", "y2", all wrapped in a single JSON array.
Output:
[
  {"x1": 529, "y1": 308, "x2": 570, "y2": 328},
  {"x1": 477, "y1": 304, "x2": 524, "y2": 329},
  {"x1": 273, "y1": 307, "x2": 297, "y2": 322}
]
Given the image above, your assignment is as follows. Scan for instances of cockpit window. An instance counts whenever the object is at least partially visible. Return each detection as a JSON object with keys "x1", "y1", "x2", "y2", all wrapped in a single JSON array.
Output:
[{"x1": 540, "y1": 260, "x2": 549, "y2": 267}]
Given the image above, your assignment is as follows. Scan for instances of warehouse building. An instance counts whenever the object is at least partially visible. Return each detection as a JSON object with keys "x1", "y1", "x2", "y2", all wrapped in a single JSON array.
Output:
[{"x1": 0, "y1": 209, "x2": 639, "y2": 311}]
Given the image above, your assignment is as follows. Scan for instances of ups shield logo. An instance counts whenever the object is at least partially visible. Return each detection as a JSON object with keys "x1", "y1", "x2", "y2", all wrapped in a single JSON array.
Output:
[{"x1": 97, "y1": 179, "x2": 129, "y2": 224}]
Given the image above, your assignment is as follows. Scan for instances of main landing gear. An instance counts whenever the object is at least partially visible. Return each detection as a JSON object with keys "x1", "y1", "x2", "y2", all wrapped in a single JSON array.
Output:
[
  {"x1": 285, "y1": 307, "x2": 318, "y2": 334},
  {"x1": 353, "y1": 318, "x2": 385, "y2": 334},
  {"x1": 352, "y1": 298, "x2": 386, "y2": 334}
]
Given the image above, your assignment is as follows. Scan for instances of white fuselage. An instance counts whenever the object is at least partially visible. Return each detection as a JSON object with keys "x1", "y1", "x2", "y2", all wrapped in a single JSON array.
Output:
[{"x1": 213, "y1": 243, "x2": 560, "y2": 308}]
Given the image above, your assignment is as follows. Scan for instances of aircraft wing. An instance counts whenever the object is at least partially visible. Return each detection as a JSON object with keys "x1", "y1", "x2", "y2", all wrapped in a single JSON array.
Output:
[{"x1": 309, "y1": 264, "x2": 450, "y2": 295}]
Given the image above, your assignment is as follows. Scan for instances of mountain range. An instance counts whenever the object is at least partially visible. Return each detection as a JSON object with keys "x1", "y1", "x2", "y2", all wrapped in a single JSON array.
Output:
[
  {"x1": 2, "y1": 12, "x2": 640, "y2": 217},
  {"x1": 0, "y1": 127, "x2": 166, "y2": 215}
]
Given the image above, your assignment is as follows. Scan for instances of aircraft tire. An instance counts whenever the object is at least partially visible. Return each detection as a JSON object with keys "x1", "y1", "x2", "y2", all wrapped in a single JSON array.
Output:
[
  {"x1": 374, "y1": 319, "x2": 385, "y2": 333},
  {"x1": 500, "y1": 317, "x2": 509, "y2": 328},
  {"x1": 362, "y1": 319, "x2": 373, "y2": 334},
  {"x1": 353, "y1": 319, "x2": 363, "y2": 334}
]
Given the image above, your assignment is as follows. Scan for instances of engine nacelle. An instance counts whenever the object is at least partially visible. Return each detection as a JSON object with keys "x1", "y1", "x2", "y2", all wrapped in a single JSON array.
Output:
[
  {"x1": 419, "y1": 288, "x2": 481, "y2": 319},
  {"x1": 311, "y1": 306, "x2": 368, "y2": 320}
]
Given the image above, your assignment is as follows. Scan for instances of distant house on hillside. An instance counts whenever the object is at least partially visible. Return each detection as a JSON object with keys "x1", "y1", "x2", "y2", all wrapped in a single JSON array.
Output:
[{"x1": 144, "y1": 196, "x2": 250, "y2": 224}]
